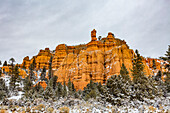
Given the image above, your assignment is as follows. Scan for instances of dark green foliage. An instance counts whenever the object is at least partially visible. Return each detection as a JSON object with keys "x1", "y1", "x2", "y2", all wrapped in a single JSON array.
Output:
[
  {"x1": 3, "y1": 61, "x2": 7, "y2": 66},
  {"x1": 23, "y1": 76, "x2": 33, "y2": 93},
  {"x1": 63, "y1": 81, "x2": 67, "y2": 97},
  {"x1": 32, "y1": 58, "x2": 36, "y2": 69},
  {"x1": 9, "y1": 58, "x2": 15, "y2": 74},
  {"x1": 0, "y1": 69, "x2": 2, "y2": 77},
  {"x1": 29, "y1": 64, "x2": 36, "y2": 81},
  {"x1": 155, "y1": 70, "x2": 162, "y2": 81},
  {"x1": 132, "y1": 50, "x2": 144, "y2": 80},
  {"x1": 152, "y1": 59, "x2": 156, "y2": 70},
  {"x1": 40, "y1": 66, "x2": 47, "y2": 81},
  {"x1": 48, "y1": 56, "x2": 53, "y2": 79},
  {"x1": 160, "y1": 45, "x2": 170, "y2": 95},
  {"x1": 43, "y1": 85, "x2": 53, "y2": 100},
  {"x1": 33, "y1": 83, "x2": 44, "y2": 93},
  {"x1": 131, "y1": 50, "x2": 158, "y2": 101},
  {"x1": 120, "y1": 63, "x2": 129, "y2": 76},
  {"x1": 83, "y1": 80, "x2": 98, "y2": 100},
  {"x1": 72, "y1": 82, "x2": 76, "y2": 92},
  {"x1": 67, "y1": 78, "x2": 72, "y2": 95},
  {"x1": 0, "y1": 78, "x2": 8, "y2": 100},
  {"x1": 56, "y1": 82, "x2": 63, "y2": 98},
  {"x1": 107, "y1": 75, "x2": 131, "y2": 99},
  {"x1": 22, "y1": 61, "x2": 26, "y2": 70},
  {"x1": 49, "y1": 76, "x2": 58, "y2": 90}
]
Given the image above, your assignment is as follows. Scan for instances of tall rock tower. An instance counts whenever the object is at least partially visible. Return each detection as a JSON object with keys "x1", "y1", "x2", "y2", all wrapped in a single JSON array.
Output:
[{"x1": 91, "y1": 29, "x2": 97, "y2": 41}]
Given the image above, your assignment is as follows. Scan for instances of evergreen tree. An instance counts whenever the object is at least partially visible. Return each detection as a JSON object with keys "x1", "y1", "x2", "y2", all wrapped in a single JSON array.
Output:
[
  {"x1": 43, "y1": 84, "x2": 53, "y2": 100},
  {"x1": 120, "y1": 63, "x2": 130, "y2": 80},
  {"x1": 49, "y1": 76, "x2": 58, "y2": 90},
  {"x1": 72, "y1": 82, "x2": 76, "y2": 92},
  {"x1": 152, "y1": 59, "x2": 156, "y2": 70},
  {"x1": 9, "y1": 65, "x2": 20, "y2": 94},
  {"x1": 63, "y1": 81, "x2": 67, "y2": 98},
  {"x1": 29, "y1": 63, "x2": 36, "y2": 81},
  {"x1": 32, "y1": 57, "x2": 36, "y2": 69},
  {"x1": 33, "y1": 83, "x2": 44, "y2": 98},
  {"x1": 3, "y1": 61, "x2": 7, "y2": 66},
  {"x1": 48, "y1": 56, "x2": 53, "y2": 79},
  {"x1": 0, "y1": 78, "x2": 9, "y2": 100},
  {"x1": 160, "y1": 45, "x2": 170, "y2": 95},
  {"x1": 33, "y1": 82, "x2": 44, "y2": 93},
  {"x1": 22, "y1": 61, "x2": 26, "y2": 70},
  {"x1": 67, "y1": 78, "x2": 72, "y2": 95},
  {"x1": 23, "y1": 76, "x2": 33, "y2": 93},
  {"x1": 57, "y1": 82, "x2": 63, "y2": 99},
  {"x1": 83, "y1": 80, "x2": 98, "y2": 100},
  {"x1": 131, "y1": 50, "x2": 158, "y2": 101},
  {"x1": 40, "y1": 66, "x2": 47, "y2": 81},
  {"x1": 9, "y1": 58, "x2": 15, "y2": 74},
  {"x1": 0, "y1": 68, "x2": 2, "y2": 77}
]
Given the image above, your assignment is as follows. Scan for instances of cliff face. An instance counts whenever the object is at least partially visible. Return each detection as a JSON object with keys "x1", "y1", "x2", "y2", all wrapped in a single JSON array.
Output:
[
  {"x1": 51, "y1": 29, "x2": 151, "y2": 90},
  {"x1": 21, "y1": 48, "x2": 52, "y2": 70},
  {"x1": 17, "y1": 29, "x2": 166, "y2": 90}
]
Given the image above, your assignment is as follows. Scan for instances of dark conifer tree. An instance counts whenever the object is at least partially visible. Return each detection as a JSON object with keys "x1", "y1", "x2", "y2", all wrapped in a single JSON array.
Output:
[
  {"x1": 3, "y1": 61, "x2": 7, "y2": 66},
  {"x1": 0, "y1": 78, "x2": 9, "y2": 100},
  {"x1": 131, "y1": 50, "x2": 158, "y2": 101},
  {"x1": 67, "y1": 78, "x2": 72, "y2": 95},
  {"x1": 23, "y1": 76, "x2": 33, "y2": 93},
  {"x1": 9, "y1": 58, "x2": 15, "y2": 75},
  {"x1": 57, "y1": 82, "x2": 63, "y2": 99},
  {"x1": 63, "y1": 81, "x2": 67, "y2": 98},
  {"x1": 152, "y1": 59, "x2": 156, "y2": 70},
  {"x1": 22, "y1": 61, "x2": 26, "y2": 70},
  {"x1": 48, "y1": 56, "x2": 53, "y2": 79},
  {"x1": 29, "y1": 63, "x2": 36, "y2": 81},
  {"x1": 160, "y1": 45, "x2": 170, "y2": 95},
  {"x1": 40, "y1": 66, "x2": 47, "y2": 81}
]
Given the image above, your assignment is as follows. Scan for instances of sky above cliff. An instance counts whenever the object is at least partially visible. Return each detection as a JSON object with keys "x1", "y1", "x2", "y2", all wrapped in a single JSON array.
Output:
[{"x1": 0, "y1": 0, "x2": 169, "y2": 64}]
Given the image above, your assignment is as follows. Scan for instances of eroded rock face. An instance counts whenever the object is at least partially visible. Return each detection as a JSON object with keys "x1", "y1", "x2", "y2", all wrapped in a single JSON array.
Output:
[
  {"x1": 21, "y1": 48, "x2": 52, "y2": 70},
  {"x1": 18, "y1": 29, "x2": 166, "y2": 90},
  {"x1": 51, "y1": 29, "x2": 151, "y2": 90}
]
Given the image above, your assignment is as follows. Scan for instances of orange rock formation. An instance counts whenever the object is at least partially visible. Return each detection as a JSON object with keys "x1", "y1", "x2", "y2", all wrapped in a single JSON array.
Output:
[{"x1": 16, "y1": 29, "x2": 167, "y2": 90}]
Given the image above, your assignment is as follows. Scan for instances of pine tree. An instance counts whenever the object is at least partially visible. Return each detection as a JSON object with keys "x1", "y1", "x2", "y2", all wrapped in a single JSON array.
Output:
[
  {"x1": 22, "y1": 61, "x2": 26, "y2": 70},
  {"x1": 9, "y1": 58, "x2": 15, "y2": 74},
  {"x1": 43, "y1": 84, "x2": 53, "y2": 100},
  {"x1": 0, "y1": 68, "x2": 1, "y2": 78},
  {"x1": 32, "y1": 57, "x2": 36, "y2": 69},
  {"x1": 48, "y1": 56, "x2": 53, "y2": 79},
  {"x1": 0, "y1": 78, "x2": 9, "y2": 100},
  {"x1": 49, "y1": 76, "x2": 58, "y2": 90},
  {"x1": 160, "y1": 45, "x2": 170, "y2": 95},
  {"x1": 23, "y1": 76, "x2": 33, "y2": 93},
  {"x1": 83, "y1": 80, "x2": 98, "y2": 100},
  {"x1": 152, "y1": 59, "x2": 156, "y2": 70},
  {"x1": 57, "y1": 82, "x2": 63, "y2": 99},
  {"x1": 3, "y1": 61, "x2": 7, "y2": 66},
  {"x1": 67, "y1": 78, "x2": 72, "y2": 95},
  {"x1": 120, "y1": 63, "x2": 130, "y2": 80},
  {"x1": 9, "y1": 65, "x2": 19, "y2": 94},
  {"x1": 72, "y1": 82, "x2": 76, "y2": 92},
  {"x1": 131, "y1": 50, "x2": 158, "y2": 101},
  {"x1": 40, "y1": 66, "x2": 47, "y2": 81},
  {"x1": 63, "y1": 81, "x2": 67, "y2": 98},
  {"x1": 29, "y1": 63, "x2": 36, "y2": 81}
]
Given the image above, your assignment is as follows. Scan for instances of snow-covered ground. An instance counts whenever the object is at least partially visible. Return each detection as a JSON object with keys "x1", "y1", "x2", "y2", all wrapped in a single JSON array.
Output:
[{"x1": 7, "y1": 91, "x2": 24, "y2": 100}]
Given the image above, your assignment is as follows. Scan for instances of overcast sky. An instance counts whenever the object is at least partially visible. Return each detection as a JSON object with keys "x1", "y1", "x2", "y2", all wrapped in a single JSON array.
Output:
[{"x1": 0, "y1": 0, "x2": 169, "y2": 64}]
